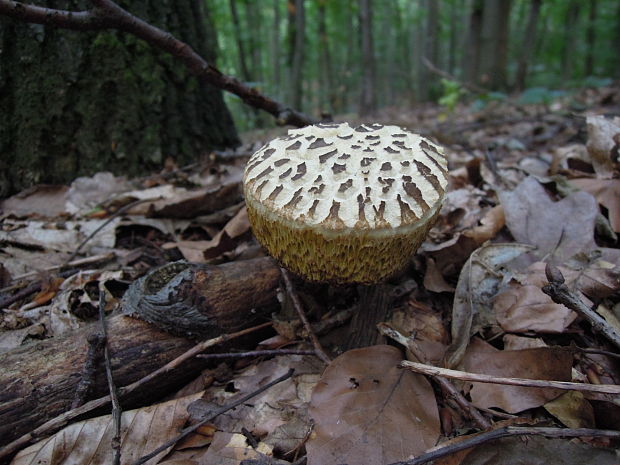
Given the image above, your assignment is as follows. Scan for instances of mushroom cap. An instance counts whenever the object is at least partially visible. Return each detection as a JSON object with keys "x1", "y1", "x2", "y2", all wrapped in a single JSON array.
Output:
[{"x1": 243, "y1": 122, "x2": 448, "y2": 284}]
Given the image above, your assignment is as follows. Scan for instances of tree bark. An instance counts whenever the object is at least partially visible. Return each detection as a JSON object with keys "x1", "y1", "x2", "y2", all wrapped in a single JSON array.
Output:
[
  {"x1": 478, "y1": 0, "x2": 512, "y2": 89},
  {"x1": 358, "y1": 0, "x2": 376, "y2": 115},
  {"x1": 561, "y1": 0, "x2": 581, "y2": 81},
  {"x1": 288, "y1": 0, "x2": 305, "y2": 110},
  {"x1": 271, "y1": 0, "x2": 281, "y2": 100},
  {"x1": 463, "y1": 0, "x2": 483, "y2": 86},
  {"x1": 585, "y1": 0, "x2": 597, "y2": 76},
  {"x1": 318, "y1": 0, "x2": 333, "y2": 114},
  {"x1": 229, "y1": 0, "x2": 252, "y2": 83},
  {"x1": 515, "y1": 0, "x2": 542, "y2": 91},
  {"x1": 419, "y1": 0, "x2": 440, "y2": 101},
  {"x1": 0, "y1": 257, "x2": 280, "y2": 447},
  {"x1": 0, "y1": 0, "x2": 239, "y2": 197}
]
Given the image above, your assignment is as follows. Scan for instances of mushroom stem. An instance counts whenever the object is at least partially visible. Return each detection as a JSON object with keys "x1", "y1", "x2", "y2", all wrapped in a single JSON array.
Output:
[{"x1": 344, "y1": 283, "x2": 392, "y2": 349}]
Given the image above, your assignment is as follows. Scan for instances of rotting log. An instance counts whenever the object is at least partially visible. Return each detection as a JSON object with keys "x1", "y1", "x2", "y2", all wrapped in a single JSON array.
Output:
[{"x1": 0, "y1": 257, "x2": 280, "y2": 447}]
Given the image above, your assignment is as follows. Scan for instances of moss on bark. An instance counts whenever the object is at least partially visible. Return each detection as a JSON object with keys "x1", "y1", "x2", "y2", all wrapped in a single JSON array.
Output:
[{"x1": 0, "y1": 0, "x2": 239, "y2": 197}]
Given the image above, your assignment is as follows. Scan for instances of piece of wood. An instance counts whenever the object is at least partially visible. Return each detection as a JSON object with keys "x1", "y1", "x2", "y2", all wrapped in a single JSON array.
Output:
[{"x1": 0, "y1": 257, "x2": 280, "y2": 447}]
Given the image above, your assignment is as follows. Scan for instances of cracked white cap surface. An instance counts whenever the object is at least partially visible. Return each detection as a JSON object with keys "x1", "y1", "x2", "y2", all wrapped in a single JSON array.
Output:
[{"x1": 243, "y1": 122, "x2": 448, "y2": 231}]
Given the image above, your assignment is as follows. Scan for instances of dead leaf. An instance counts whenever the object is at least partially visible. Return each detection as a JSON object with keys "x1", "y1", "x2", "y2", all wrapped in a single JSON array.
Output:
[
  {"x1": 0, "y1": 185, "x2": 69, "y2": 218},
  {"x1": 424, "y1": 257, "x2": 455, "y2": 292},
  {"x1": 460, "y1": 436, "x2": 618, "y2": 465},
  {"x1": 462, "y1": 205, "x2": 505, "y2": 243},
  {"x1": 462, "y1": 338, "x2": 573, "y2": 413},
  {"x1": 12, "y1": 391, "x2": 202, "y2": 465},
  {"x1": 306, "y1": 345, "x2": 440, "y2": 465},
  {"x1": 197, "y1": 432, "x2": 274, "y2": 465},
  {"x1": 172, "y1": 207, "x2": 250, "y2": 262},
  {"x1": 499, "y1": 176, "x2": 598, "y2": 263},
  {"x1": 65, "y1": 171, "x2": 131, "y2": 215},
  {"x1": 585, "y1": 115, "x2": 620, "y2": 178},
  {"x1": 544, "y1": 391, "x2": 595, "y2": 428},
  {"x1": 569, "y1": 178, "x2": 620, "y2": 232},
  {"x1": 445, "y1": 243, "x2": 535, "y2": 368}
]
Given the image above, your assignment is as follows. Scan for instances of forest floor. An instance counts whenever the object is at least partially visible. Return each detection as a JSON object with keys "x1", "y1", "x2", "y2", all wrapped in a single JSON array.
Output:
[{"x1": 1, "y1": 84, "x2": 620, "y2": 465}]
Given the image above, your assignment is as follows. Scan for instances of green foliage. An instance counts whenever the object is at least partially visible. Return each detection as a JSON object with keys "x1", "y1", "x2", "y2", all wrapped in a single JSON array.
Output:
[
  {"x1": 517, "y1": 87, "x2": 567, "y2": 105},
  {"x1": 438, "y1": 79, "x2": 464, "y2": 113}
]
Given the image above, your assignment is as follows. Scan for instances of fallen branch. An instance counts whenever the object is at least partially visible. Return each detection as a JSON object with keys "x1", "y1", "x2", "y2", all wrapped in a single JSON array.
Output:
[
  {"x1": 542, "y1": 263, "x2": 620, "y2": 351},
  {"x1": 379, "y1": 323, "x2": 491, "y2": 430},
  {"x1": 400, "y1": 360, "x2": 620, "y2": 395},
  {"x1": 131, "y1": 368, "x2": 295, "y2": 465},
  {"x1": 0, "y1": 321, "x2": 272, "y2": 461},
  {"x1": 0, "y1": 0, "x2": 316, "y2": 127},
  {"x1": 389, "y1": 426, "x2": 620, "y2": 465},
  {"x1": 280, "y1": 268, "x2": 331, "y2": 364}
]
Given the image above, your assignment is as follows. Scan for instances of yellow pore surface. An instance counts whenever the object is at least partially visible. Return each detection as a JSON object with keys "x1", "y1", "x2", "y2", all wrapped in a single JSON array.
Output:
[{"x1": 247, "y1": 201, "x2": 440, "y2": 284}]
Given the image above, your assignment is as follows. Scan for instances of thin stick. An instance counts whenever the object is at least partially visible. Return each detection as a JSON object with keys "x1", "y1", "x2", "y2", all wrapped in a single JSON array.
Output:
[
  {"x1": 389, "y1": 426, "x2": 620, "y2": 465},
  {"x1": 378, "y1": 324, "x2": 491, "y2": 430},
  {"x1": 197, "y1": 349, "x2": 317, "y2": 359},
  {"x1": 0, "y1": 0, "x2": 316, "y2": 127},
  {"x1": 65, "y1": 198, "x2": 155, "y2": 263},
  {"x1": 401, "y1": 360, "x2": 620, "y2": 395},
  {"x1": 280, "y1": 269, "x2": 331, "y2": 364},
  {"x1": 543, "y1": 263, "x2": 620, "y2": 351},
  {"x1": 0, "y1": 321, "x2": 272, "y2": 461},
  {"x1": 130, "y1": 368, "x2": 295, "y2": 465},
  {"x1": 98, "y1": 293, "x2": 122, "y2": 465}
]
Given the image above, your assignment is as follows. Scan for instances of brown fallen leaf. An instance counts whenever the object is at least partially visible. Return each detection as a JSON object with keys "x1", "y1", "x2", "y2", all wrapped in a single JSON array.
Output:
[
  {"x1": 196, "y1": 432, "x2": 275, "y2": 465},
  {"x1": 457, "y1": 435, "x2": 618, "y2": 465},
  {"x1": 445, "y1": 243, "x2": 535, "y2": 368},
  {"x1": 499, "y1": 176, "x2": 598, "y2": 264},
  {"x1": 171, "y1": 207, "x2": 250, "y2": 262},
  {"x1": 544, "y1": 391, "x2": 595, "y2": 429},
  {"x1": 306, "y1": 345, "x2": 440, "y2": 465},
  {"x1": 462, "y1": 338, "x2": 573, "y2": 413},
  {"x1": 585, "y1": 115, "x2": 620, "y2": 178},
  {"x1": 11, "y1": 391, "x2": 203, "y2": 465},
  {"x1": 569, "y1": 178, "x2": 620, "y2": 232}
]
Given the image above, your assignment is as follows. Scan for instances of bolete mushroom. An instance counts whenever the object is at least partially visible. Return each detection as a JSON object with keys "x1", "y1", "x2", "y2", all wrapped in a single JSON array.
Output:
[{"x1": 242, "y1": 122, "x2": 448, "y2": 285}]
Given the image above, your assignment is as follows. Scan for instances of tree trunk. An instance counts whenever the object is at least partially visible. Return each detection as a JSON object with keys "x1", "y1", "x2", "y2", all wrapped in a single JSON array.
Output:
[
  {"x1": 229, "y1": 0, "x2": 252, "y2": 82},
  {"x1": 585, "y1": 0, "x2": 597, "y2": 77},
  {"x1": 515, "y1": 0, "x2": 542, "y2": 91},
  {"x1": 318, "y1": 0, "x2": 333, "y2": 114},
  {"x1": 462, "y1": 0, "x2": 483, "y2": 86},
  {"x1": 479, "y1": 0, "x2": 512, "y2": 89},
  {"x1": 0, "y1": 0, "x2": 239, "y2": 198},
  {"x1": 359, "y1": 0, "x2": 376, "y2": 115},
  {"x1": 420, "y1": 0, "x2": 440, "y2": 101},
  {"x1": 271, "y1": 0, "x2": 281, "y2": 100},
  {"x1": 561, "y1": 0, "x2": 581, "y2": 82},
  {"x1": 0, "y1": 257, "x2": 280, "y2": 448},
  {"x1": 288, "y1": 0, "x2": 305, "y2": 110}
]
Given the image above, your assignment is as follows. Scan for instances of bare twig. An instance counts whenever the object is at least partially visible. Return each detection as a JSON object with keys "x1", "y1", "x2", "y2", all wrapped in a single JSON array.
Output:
[
  {"x1": 131, "y1": 368, "x2": 295, "y2": 465},
  {"x1": 401, "y1": 360, "x2": 620, "y2": 395},
  {"x1": 197, "y1": 349, "x2": 317, "y2": 359},
  {"x1": 0, "y1": 321, "x2": 272, "y2": 461},
  {"x1": 0, "y1": 0, "x2": 316, "y2": 127},
  {"x1": 98, "y1": 293, "x2": 122, "y2": 465},
  {"x1": 65, "y1": 198, "x2": 156, "y2": 263},
  {"x1": 0, "y1": 268, "x2": 79, "y2": 310},
  {"x1": 389, "y1": 426, "x2": 620, "y2": 465},
  {"x1": 378, "y1": 324, "x2": 491, "y2": 430},
  {"x1": 280, "y1": 269, "x2": 331, "y2": 364},
  {"x1": 421, "y1": 56, "x2": 488, "y2": 94},
  {"x1": 543, "y1": 263, "x2": 620, "y2": 351}
]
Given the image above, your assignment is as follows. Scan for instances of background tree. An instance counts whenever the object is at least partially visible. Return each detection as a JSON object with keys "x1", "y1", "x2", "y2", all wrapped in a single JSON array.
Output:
[
  {"x1": 0, "y1": 0, "x2": 239, "y2": 196},
  {"x1": 358, "y1": 0, "x2": 376, "y2": 115}
]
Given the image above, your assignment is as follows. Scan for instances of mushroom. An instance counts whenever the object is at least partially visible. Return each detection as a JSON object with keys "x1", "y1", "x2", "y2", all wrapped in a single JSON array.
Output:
[
  {"x1": 243, "y1": 122, "x2": 448, "y2": 284},
  {"x1": 243, "y1": 122, "x2": 448, "y2": 347}
]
